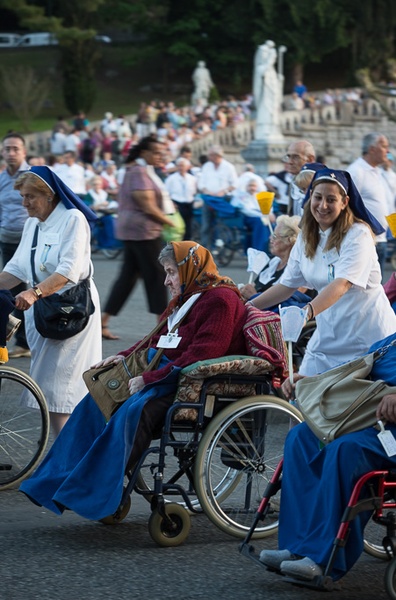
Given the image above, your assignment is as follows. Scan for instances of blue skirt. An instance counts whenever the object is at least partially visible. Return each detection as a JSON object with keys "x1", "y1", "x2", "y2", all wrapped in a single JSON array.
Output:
[
  {"x1": 278, "y1": 422, "x2": 396, "y2": 579},
  {"x1": 20, "y1": 361, "x2": 180, "y2": 521}
]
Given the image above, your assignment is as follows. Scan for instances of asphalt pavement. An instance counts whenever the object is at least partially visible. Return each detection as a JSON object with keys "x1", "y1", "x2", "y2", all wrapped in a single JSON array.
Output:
[{"x1": 1, "y1": 250, "x2": 394, "y2": 600}]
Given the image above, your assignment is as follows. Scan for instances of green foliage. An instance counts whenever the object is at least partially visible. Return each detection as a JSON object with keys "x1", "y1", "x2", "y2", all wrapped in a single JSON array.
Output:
[
  {"x1": 59, "y1": 39, "x2": 99, "y2": 113},
  {"x1": 0, "y1": 65, "x2": 51, "y2": 132},
  {"x1": 2, "y1": 0, "x2": 396, "y2": 95},
  {"x1": 208, "y1": 86, "x2": 220, "y2": 104}
]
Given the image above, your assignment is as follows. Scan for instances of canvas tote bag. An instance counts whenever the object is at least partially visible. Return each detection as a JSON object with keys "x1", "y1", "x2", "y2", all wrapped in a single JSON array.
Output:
[{"x1": 296, "y1": 345, "x2": 396, "y2": 444}]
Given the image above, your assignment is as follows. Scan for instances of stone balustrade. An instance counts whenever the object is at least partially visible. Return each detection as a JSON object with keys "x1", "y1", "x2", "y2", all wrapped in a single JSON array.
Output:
[{"x1": 20, "y1": 91, "x2": 396, "y2": 174}]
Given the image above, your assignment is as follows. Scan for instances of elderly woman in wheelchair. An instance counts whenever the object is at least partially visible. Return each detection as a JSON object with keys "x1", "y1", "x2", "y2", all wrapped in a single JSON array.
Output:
[
  {"x1": 257, "y1": 331, "x2": 396, "y2": 587},
  {"x1": 22, "y1": 240, "x2": 285, "y2": 526}
]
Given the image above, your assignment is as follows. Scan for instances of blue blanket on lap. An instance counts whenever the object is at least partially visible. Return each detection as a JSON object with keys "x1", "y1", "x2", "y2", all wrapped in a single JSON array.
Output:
[{"x1": 20, "y1": 360, "x2": 181, "y2": 520}]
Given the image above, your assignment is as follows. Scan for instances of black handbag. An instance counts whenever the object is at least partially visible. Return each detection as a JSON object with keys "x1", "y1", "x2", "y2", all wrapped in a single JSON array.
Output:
[{"x1": 31, "y1": 225, "x2": 95, "y2": 340}]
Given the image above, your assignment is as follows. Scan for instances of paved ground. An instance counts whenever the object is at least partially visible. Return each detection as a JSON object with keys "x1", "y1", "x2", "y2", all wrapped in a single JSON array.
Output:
[{"x1": 1, "y1": 250, "x2": 395, "y2": 600}]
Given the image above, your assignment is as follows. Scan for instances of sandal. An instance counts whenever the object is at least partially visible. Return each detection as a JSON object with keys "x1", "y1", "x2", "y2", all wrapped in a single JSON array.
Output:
[{"x1": 102, "y1": 327, "x2": 120, "y2": 340}]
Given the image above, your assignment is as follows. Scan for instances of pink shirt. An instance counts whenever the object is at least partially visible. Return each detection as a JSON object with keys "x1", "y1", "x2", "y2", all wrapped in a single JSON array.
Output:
[{"x1": 116, "y1": 164, "x2": 163, "y2": 241}]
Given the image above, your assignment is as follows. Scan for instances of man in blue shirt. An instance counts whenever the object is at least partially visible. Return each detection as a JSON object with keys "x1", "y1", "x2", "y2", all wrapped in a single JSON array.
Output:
[{"x1": 0, "y1": 133, "x2": 30, "y2": 357}]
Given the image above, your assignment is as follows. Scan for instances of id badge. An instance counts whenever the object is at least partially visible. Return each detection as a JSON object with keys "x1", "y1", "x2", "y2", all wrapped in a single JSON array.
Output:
[
  {"x1": 377, "y1": 420, "x2": 396, "y2": 457},
  {"x1": 325, "y1": 249, "x2": 338, "y2": 283},
  {"x1": 157, "y1": 333, "x2": 182, "y2": 348}
]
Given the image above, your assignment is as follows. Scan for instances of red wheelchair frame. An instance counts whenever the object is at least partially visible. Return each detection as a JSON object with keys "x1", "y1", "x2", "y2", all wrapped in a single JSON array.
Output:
[{"x1": 239, "y1": 460, "x2": 396, "y2": 597}]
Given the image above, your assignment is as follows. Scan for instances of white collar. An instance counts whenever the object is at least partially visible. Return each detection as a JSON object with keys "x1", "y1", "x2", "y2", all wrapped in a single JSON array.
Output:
[{"x1": 167, "y1": 294, "x2": 201, "y2": 332}]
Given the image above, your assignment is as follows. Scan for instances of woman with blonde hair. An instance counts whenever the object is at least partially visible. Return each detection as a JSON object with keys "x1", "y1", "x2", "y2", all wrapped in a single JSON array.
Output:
[
  {"x1": 240, "y1": 214, "x2": 301, "y2": 300},
  {"x1": 250, "y1": 168, "x2": 396, "y2": 377}
]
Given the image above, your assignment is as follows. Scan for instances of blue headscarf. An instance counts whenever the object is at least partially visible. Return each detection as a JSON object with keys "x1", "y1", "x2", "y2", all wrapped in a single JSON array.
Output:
[
  {"x1": 27, "y1": 166, "x2": 97, "y2": 228},
  {"x1": 302, "y1": 168, "x2": 384, "y2": 235}
]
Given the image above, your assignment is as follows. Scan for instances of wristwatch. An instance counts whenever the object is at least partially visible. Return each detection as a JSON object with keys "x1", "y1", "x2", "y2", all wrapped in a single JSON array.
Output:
[{"x1": 32, "y1": 286, "x2": 43, "y2": 299}]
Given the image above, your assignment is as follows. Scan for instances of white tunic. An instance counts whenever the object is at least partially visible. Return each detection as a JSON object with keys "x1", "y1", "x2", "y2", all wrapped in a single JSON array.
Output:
[
  {"x1": 4, "y1": 203, "x2": 102, "y2": 413},
  {"x1": 280, "y1": 223, "x2": 396, "y2": 376}
]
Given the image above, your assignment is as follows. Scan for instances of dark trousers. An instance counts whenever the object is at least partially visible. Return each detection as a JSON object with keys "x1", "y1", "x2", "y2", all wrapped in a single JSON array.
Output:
[
  {"x1": 126, "y1": 393, "x2": 175, "y2": 472},
  {"x1": 104, "y1": 238, "x2": 168, "y2": 316},
  {"x1": 173, "y1": 201, "x2": 194, "y2": 241},
  {"x1": 0, "y1": 241, "x2": 28, "y2": 349}
]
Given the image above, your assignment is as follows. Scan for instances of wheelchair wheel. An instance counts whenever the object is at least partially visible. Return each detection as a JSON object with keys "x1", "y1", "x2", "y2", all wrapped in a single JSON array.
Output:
[
  {"x1": 0, "y1": 366, "x2": 49, "y2": 490},
  {"x1": 100, "y1": 493, "x2": 131, "y2": 525},
  {"x1": 194, "y1": 395, "x2": 303, "y2": 539},
  {"x1": 363, "y1": 516, "x2": 391, "y2": 560},
  {"x1": 148, "y1": 503, "x2": 191, "y2": 547},
  {"x1": 135, "y1": 430, "x2": 242, "y2": 512},
  {"x1": 385, "y1": 558, "x2": 396, "y2": 600},
  {"x1": 210, "y1": 222, "x2": 235, "y2": 267}
]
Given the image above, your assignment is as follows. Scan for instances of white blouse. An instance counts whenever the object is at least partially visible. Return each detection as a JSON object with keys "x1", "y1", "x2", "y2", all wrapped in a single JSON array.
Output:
[
  {"x1": 4, "y1": 202, "x2": 92, "y2": 288},
  {"x1": 280, "y1": 223, "x2": 396, "y2": 375}
]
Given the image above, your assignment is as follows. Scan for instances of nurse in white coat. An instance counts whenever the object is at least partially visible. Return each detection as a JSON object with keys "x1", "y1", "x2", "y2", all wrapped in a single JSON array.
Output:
[
  {"x1": 0, "y1": 166, "x2": 101, "y2": 436},
  {"x1": 250, "y1": 168, "x2": 396, "y2": 380}
]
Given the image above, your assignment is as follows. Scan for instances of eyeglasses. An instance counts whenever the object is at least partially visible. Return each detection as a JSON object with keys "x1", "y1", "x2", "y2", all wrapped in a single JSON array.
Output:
[
  {"x1": 271, "y1": 233, "x2": 289, "y2": 240},
  {"x1": 282, "y1": 153, "x2": 304, "y2": 162}
]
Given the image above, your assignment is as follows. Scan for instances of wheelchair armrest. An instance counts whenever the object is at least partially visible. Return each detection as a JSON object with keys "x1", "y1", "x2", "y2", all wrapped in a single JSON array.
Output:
[
  {"x1": 174, "y1": 355, "x2": 274, "y2": 422},
  {"x1": 179, "y1": 355, "x2": 274, "y2": 377}
]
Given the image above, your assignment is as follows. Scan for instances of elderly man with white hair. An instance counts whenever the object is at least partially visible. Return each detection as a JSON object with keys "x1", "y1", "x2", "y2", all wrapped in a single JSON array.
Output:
[{"x1": 165, "y1": 157, "x2": 198, "y2": 240}]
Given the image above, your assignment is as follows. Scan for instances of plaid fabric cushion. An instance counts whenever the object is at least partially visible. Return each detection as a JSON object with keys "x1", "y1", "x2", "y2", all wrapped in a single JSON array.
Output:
[{"x1": 243, "y1": 304, "x2": 288, "y2": 378}]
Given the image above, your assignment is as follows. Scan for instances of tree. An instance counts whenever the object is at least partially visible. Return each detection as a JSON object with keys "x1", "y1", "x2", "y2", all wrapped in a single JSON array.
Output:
[
  {"x1": 0, "y1": 0, "x2": 104, "y2": 114},
  {"x1": 0, "y1": 65, "x2": 50, "y2": 131}
]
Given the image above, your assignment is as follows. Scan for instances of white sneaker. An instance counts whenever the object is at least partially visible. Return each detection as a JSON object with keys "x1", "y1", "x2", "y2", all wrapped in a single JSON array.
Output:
[
  {"x1": 259, "y1": 549, "x2": 296, "y2": 570},
  {"x1": 280, "y1": 556, "x2": 323, "y2": 580}
]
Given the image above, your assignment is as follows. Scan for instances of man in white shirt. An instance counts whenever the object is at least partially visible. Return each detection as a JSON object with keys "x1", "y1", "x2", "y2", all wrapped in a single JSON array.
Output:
[
  {"x1": 56, "y1": 151, "x2": 86, "y2": 197},
  {"x1": 165, "y1": 158, "x2": 197, "y2": 240},
  {"x1": 198, "y1": 145, "x2": 238, "y2": 247},
  {"x1": 347, "y1": 133, "x2": 390, "y2": 276}
]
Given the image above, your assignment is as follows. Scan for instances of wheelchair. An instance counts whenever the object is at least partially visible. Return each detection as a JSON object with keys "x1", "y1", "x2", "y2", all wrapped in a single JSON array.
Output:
[
  {"x1": 0, "y1": 316, "x2": 49, "y2": 490},
  {"x1": 239, "y1": 448, "x2": 396, "y2": 598},
  {"x1": 91, "y1": 212, "x2": 123, "y2": 259},
  {"x1": 98, "y1": 354, "x2": 302, "y2": 547},
  {"x1": 191, "y1": 196, "x2": 252, "y2": 267}
]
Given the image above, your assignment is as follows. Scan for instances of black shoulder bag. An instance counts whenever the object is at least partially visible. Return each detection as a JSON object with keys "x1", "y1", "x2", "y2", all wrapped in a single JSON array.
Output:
[{"x1": 31, "y1": 225, "x2": 95, "y2": 340}]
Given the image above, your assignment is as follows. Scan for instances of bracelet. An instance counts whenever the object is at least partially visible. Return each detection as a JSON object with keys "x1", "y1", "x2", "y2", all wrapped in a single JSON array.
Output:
[{"x1": 306, "y1": 302, "x2": 315, "y2": 320}]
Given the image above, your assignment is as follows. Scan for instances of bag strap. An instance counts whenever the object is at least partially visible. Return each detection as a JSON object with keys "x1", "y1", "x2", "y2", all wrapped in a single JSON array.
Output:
[
  {"x1": 30, "y1": 225, "x2": 39, "y2": 286},
  {"x1": 128, "y1": 305, "x2": 194, "y2": 374},
  {"x1": 30, "y1": 224, "x2": 93, "y2": 289}
]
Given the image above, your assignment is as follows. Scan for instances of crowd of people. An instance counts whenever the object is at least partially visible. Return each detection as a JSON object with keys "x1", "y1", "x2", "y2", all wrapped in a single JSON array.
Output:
[{"x1": 3, "y1": 93, "x2": 396, "y2": 591}]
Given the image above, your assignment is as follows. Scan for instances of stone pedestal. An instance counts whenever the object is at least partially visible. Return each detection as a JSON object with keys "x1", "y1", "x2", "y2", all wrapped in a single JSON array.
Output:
[{"x1": 241, "y1": 138, "x2": 287, "y2": 178}]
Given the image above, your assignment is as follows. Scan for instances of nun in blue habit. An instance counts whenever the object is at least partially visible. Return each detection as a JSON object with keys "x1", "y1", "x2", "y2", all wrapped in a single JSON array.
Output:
[
  {"x1": 257, "y1": 167, "x2": 396, "y2": 582},
  {"x1": 0, "y1": 166, "x2": 101, "y2": 437},
  {"x1": 260, "y1": 332, "x2": 396, "y2": 582}
]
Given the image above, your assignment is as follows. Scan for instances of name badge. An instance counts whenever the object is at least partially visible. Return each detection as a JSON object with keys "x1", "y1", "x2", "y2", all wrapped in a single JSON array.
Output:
[
  {"x1": 44, "y1": 233, "x2": 60, "y2": 245},
  {"x1": 157, "y1": 333, "x2": 182, "y2": 348},
  {"x1": 325, "y1": 249, "x2": 339, "y2": 264}
]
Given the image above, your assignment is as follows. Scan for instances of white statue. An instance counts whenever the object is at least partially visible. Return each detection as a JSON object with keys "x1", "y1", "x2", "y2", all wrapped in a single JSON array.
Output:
[
  {"x1": 253, "y1": 40, "x2": 285, "y2": 141},
  {"x1": 192, "y1": 60, "x2": 214, "y2": 107}
]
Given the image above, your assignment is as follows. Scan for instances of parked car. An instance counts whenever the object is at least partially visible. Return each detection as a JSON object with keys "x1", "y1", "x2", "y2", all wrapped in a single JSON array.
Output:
[
  {"x1": 95, "y1": 35, "x2": 112, "y2": 43},
  {"x1": 17, "y1": 32, "x2": 58, "y2": 47},
  {"x1": 0, "y1": 33, "x2": 22, "y2": 48}
]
